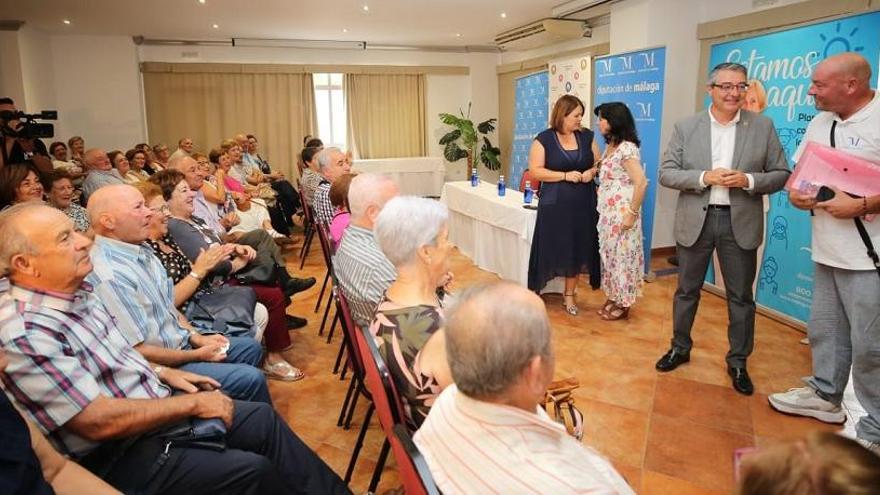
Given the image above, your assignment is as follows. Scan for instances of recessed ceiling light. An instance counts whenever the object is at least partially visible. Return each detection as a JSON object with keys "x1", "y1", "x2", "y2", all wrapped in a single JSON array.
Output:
[
  {"x1": 63, "y1": 19, "x2": 71, "y2": 25},
  {"x1": 500, "y1": 12, "x2": 507, "y2": 18},
  {"x1": 455, "y1": 33, "x2": 462, "y2": 38},
  {"x1": 212, "y1": 23, "x2": 219, "y2": 29},
  {"x1": 362, "y1": 4, "x2": 369, "y2": 11},
  {"x1": 198, "y1": 0, "x2": 206, "y2": 3},
  {"x1": 343, "y1": 28, "x2": 348, "y2": 33}
]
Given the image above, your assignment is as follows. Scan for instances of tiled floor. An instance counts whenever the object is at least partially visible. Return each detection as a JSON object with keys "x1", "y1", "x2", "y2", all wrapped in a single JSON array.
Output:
[{"x1": 275, "y1": 239, "x2": 840, "y2": 494}]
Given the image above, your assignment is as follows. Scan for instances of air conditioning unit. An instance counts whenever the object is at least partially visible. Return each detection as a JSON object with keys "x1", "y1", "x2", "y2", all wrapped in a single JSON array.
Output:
[{"x1": 494, "y1": 18, "x2": 591, "y2": 51}]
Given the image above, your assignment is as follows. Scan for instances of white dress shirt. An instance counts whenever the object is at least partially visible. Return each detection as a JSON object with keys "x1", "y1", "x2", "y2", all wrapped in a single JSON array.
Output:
[{"x1": 700, "y1": 108, "x2": 754, "y2": 205}]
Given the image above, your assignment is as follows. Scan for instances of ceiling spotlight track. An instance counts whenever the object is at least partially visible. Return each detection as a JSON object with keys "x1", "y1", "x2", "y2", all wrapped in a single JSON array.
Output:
[{"x1": 133, "y1": 36, "x2": 499, "y2": 53}]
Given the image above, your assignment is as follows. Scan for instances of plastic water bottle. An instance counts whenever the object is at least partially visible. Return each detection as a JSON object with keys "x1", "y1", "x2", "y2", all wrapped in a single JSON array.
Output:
[
  {"x1": 498, "y1": 175, "x2": 506, "y2": 197},
  {"x1": 470, "y1": 167, "x2": 479, "y2": 187},
  {"x1": 523, "y1": 180, "x2": 534, "y2": 204}
]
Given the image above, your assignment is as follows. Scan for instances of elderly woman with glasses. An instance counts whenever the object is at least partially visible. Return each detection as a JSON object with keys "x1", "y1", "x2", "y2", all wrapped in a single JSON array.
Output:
[{"x1": 369, "y1": 196, "x2": 454, "y2": 430}]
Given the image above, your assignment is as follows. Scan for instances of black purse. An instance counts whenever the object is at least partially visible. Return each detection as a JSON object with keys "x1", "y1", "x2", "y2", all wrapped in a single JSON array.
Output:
[
  {"x1": 233, "y1": 255, "x2": 279, "y2": 285},
  {"x1": 158, "y1": 417, "x2": 227, "y2": 452},
  {"x1": 185, "y1": 285, "x2": 258, "y2": 337}
]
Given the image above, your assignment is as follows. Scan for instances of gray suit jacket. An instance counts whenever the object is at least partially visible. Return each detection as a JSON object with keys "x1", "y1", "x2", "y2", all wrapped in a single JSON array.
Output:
[{"x1": 659, "y1": 109, "x2": 790, "y2": 250}]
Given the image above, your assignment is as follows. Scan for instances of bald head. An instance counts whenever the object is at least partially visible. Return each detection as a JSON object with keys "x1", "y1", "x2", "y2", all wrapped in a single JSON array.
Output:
[
  {"x1": 167, "y1": 155, "x2": 203, "y2": 190},
  {"x1": 819, "y1": 52, "x2": 872, "y2": 85},
  {"x1": 445, "y1": 282, "x2": 554, "y2": 402},
  {"x1": 234, "y1": 134, "x2": 248, "y2": 147},
  {"x1": 810, "y1": 52, "x2": 874, "y2": 119},
  {"x1": 87, "y1": 184, "x2": 153, "y2": 243},
  {"x1": 84, "y1": 148, "x2": 111, "y2": 171}
]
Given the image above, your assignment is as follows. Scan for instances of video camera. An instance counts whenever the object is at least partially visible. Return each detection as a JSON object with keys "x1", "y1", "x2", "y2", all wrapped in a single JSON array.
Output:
[{"x1": 0, "y1": 110, "x2": 57, "y2": 139}]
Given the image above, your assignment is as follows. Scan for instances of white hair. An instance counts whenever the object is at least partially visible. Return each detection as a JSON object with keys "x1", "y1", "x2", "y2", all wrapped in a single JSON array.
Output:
[
  {"x1": 374, "y1": 196, "x2": 448, "y2": 267},
  {"x1": 316, "y1": 147, "x2": 342, "y2": 173},
  {"x1": 348, "y1": 173, "x2": 397, "y2": 220}
]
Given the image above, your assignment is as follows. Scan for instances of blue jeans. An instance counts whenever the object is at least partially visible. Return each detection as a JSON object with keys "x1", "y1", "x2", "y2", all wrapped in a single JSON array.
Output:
[{"x1": 180, "y1": 337, "x2": 270, "y2": 404}]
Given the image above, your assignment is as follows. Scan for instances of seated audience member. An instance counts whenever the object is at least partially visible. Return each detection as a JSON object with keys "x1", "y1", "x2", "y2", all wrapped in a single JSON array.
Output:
[
  {"x1": 80, "y1": 148, "x2": 124, "y2": 204},
  {"x1": 49, "y1": 141, "x2": 85, "y2": 181},
  {"x1": 246, "y1": 134, "x2": 302, "y2": 224},
  {"x1": 136, "y1": 142, "x2": 163, "y2": 174},
  {"x1": 124, "y1": 148, "x2": 151, "y2": 182},
  {"x1": 44, "y1": 170, "x2": 90, "y2": 233},
  {"x1": 84, "y1": 185, "x2": 271, "y2": 402},
  {"x1": 152, "y1": 142, "x2": 170, "y2": 168},
  {"x1": 0, "y1": 348, "x2": 119, "y2": 495},
  {"x1": 313, "y1": 147, "x2": 352, "y2": 225},
  {"x1": 299, "y1": 145, "x2": 323, "y2": 205},
  {"x1": 0, "y1": 161, "x2": 44, "y2": 208},
  {"x1": 107, "y1": 150, "x2": 142, "y2": 184},
  {"x1": 305, "y1": 137, "x2": 324, "y2": 148},
  {"x1": 415, "y1": 281, "x2": 635, "y2": 494},
  {"x1": 169, "y1": 137, "x2": 194, "y2": 161},
  {"x1": 328, "y1": 172, "x2": 357, "y2": 246},
  {"x1": 230, "y1": 193, "x2": 292, "y2": 243},
  {"x1": 333, "y1": 173, "x2": 399, "y2": 330},
  {"x1": 370, "y1": 196, "x2": 453, "y2": 429},
  {"x1": 735, "y1": 432, "x2": 880, "y2": 495},
  {"x1": 154, "y1": 170, "x2": 307, "y2": 379},
  {"x1": 227, "y1": 137, "x2": 288, "y2": 235},
  {"x1": 201, "y1": 149, "x2": 242, "y2": 234},
  {"x1": 68, "y1": 135, "x2": 86, "y2": 167},
  {"x1": 0, "y1": 204, "x2": 352, "y2": 494},
  {"x1": 136, "y1": 181, "x2": 268, "y2": 342}
]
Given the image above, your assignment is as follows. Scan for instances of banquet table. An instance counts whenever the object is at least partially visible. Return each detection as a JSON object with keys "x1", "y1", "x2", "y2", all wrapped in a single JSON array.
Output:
[
  {"x1": 440, "y1": 181, "x2": 563, "y2": 293},
  {"x1": 353, "y1": 157, "x2": 445, "y2": 197}
]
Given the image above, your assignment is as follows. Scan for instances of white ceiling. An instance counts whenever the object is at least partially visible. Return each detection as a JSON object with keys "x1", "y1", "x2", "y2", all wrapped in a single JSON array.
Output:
[{"x1": 1, "y1": 0, "x2": 569, "y2": 47}]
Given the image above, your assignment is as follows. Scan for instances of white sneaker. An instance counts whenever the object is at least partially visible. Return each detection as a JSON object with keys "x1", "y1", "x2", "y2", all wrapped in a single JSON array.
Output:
[
  {"x1": 768, "y1": 387, "x2": 847, "y2": 424},
  {"x1": 856, "y1": 437, "x2": 880, "y2": 456}
]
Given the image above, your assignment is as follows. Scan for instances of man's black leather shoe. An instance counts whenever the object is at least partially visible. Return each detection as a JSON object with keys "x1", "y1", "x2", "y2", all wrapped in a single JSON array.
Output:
[
  {"x1": 286, "y1": 315, "x2": 308, "y2": 329},
  {"x1": 284, "y1": 277, "x2": 316, "y2": 298},
  {"x1": 728, "y1": 367, "x2": 754, "y2": 395},
  {"x1": 655, "y1": 348, "x2": 690, "y2": 372}
]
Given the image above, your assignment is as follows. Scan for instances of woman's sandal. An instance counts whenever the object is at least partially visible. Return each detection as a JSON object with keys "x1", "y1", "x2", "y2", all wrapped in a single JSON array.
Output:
[
  {"x1": 600, "y1": 303, "x2": 630, "y2": 321},
  {"x1": 597, "y1": 299, "x2": 615, "y2": 317},
  {"x1": 562, "y1": 292, "x2": 579, "y2": 316},
  {"x1": 262, "y1": 361, "x2": 305, "y2": 382}
]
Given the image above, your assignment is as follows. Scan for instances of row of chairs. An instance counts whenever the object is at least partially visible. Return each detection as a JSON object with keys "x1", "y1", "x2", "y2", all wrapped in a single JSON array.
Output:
[{"x1": 296, "y1": 181, "x2": 439, "y2": 494}]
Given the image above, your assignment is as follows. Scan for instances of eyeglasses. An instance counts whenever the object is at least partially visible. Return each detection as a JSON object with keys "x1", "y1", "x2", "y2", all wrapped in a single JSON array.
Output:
[
  {"x1": 711, "y1": 83, "x2": 749, "y2": 93},
  {"x1": 149, "y1": 204, "x2": 170, "y2": 215}
]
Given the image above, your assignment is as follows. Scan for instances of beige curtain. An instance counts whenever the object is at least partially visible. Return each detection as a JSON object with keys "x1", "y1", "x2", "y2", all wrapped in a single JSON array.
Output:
[
  {"x1": 142, "y1": 71, "x2": 316, "y2": 179},
  {"x1": 345, "y1": 73, "x2": 426, "y2": 159}
]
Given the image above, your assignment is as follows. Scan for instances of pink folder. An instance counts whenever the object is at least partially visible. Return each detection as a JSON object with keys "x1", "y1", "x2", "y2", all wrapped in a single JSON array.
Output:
[{"x1": 786, "y1": 141, "x2": 880, "y2": 197}]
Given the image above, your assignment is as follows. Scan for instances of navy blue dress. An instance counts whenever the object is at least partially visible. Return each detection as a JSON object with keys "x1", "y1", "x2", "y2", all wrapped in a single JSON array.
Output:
[{"x1": 527, "y1": 128, "x2": 601, "y2": 292}]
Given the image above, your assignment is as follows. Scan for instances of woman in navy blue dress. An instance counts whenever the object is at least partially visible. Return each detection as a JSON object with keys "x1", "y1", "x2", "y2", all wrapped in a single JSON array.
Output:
[{"x1": 527, "y1": 94, "x2": 601, "y2": 315}]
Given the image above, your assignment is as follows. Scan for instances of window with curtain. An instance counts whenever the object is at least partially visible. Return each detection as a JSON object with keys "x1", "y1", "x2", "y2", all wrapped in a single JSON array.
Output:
[
  {"x1": 345, "y1": 73, "x2": 426, "y2": 159},
  {"x1": 313, "y1": 73, "x2": 346, "y2": 149}
]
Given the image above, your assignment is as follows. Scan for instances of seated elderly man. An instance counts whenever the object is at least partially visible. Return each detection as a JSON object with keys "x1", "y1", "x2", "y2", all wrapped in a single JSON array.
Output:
[
  {"x1": 168, "y1": 137, "x2": 193, "y2": 161},
  {"x1": 0, "y1": 203, "x2": 352, "y2": 494},
  {"x1": 80, "y1": 148, "x2": 124, "y2": 205},
  {"x1": 313, "y1": 147, "x2": 351, "y2": 225},
  {"x1": 415, "y1": 281, "x2": 635, "y2": 494},
  {"x1": 333, "y1": 173, "x2": 399, "y2": 330},
  {"x1": 84, "y1": 185, "x2": 271, "y2": 404}
]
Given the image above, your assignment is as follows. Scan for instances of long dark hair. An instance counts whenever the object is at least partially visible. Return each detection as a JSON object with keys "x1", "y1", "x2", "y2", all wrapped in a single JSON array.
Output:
[{"x1": 593, "y1": 102, "x2": 640, "y2": 147}]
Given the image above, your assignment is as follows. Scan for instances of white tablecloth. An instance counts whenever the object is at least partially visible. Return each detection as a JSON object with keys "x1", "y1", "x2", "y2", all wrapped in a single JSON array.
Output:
[
  {"x1": 353, "y1": 157, "x2": 445, "y2": 197},
  {"x1": 441, "y1": 181, "x2": 563, "y2": 293}
]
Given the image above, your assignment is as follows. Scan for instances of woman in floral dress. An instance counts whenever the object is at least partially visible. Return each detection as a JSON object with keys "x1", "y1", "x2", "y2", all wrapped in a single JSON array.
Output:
[{"x1": 594, "y1": 102, "x2": 648, "y2": 320}]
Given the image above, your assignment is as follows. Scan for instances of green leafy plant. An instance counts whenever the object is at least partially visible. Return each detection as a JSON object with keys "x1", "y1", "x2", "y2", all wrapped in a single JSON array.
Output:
[{"x1": 439, "y1": 103, "x2": 501, "y2": 171}]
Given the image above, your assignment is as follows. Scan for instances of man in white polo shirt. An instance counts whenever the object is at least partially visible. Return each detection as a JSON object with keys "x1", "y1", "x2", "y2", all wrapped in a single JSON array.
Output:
[
  {"x1": 414, "y1": 281, "x2": 634, "y2": 494},
  {"x1": 768, "y1": 52, "x2": 880, "y2": 454}
]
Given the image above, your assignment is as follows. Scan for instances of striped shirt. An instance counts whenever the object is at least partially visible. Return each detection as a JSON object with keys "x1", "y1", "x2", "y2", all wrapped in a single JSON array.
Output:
[
  {"x1": 0, "y1": 282, "x2": 169, "y2": 458},
  {"x1": 333, "y1": 225, "x2": 396, "y2": 331},
  {"x1": 313, "y1": 180, "x2": 335, "y2": 225},
  {"x1": 414, "y1": 385, "x2": 635, "y2": 495},
  {"x1": 86, "y1": 236, "x2": 189, "y2": 349}
]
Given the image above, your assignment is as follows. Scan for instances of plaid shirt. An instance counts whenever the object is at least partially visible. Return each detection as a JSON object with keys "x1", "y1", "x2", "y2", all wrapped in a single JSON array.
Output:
[
  {"x1": 313, "y1": 180, "x2": 335, "y2": 225},
  {"x1": 333, "y1": 225, "x2": 397, "y2": 330},
  {"x1": 86, "y1": 236, "x2": 189, "y2": 349},
  {"x1": 0, "y1": 282, "x2": 169, "y2": 458}
]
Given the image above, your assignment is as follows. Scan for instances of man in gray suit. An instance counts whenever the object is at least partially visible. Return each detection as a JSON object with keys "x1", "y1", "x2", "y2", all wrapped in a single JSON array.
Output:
[{"x1": 655, "y1": 62, "x2": 790, "y2": 395}]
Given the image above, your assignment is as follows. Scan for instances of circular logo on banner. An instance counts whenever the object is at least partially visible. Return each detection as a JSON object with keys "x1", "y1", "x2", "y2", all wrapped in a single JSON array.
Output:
[
  {"x1": 550, "y1": 64, "x2": 557, "y2": 74},
  {"x1": 574, "y1": 72, "x2": 580, "y2": 80},
  {"x1": 580, "y1": 58, "x2": 587, "y2": 70},
  {"x1": 565, "y1": 81, "x2": 572, "y2": 92},
  {"x1": 558, "y1": 74, "x2": 564, "y2": 82}
]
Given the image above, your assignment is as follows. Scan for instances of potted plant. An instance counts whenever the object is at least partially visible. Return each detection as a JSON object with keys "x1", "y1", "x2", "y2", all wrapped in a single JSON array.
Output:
[{"x1": 439, "y1": 103, "x2": 501, "y2": 172}]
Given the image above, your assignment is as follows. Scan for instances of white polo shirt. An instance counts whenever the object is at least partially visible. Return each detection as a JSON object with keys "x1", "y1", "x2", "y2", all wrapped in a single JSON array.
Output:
[{"x1": 792, "y1": 90, "x2": 880, "y2": 271}]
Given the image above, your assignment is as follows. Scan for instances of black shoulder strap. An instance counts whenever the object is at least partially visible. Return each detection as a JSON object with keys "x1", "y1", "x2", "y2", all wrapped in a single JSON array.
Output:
[{"x1": 830, "y1": 120, "x2": 880, "y2": 277}]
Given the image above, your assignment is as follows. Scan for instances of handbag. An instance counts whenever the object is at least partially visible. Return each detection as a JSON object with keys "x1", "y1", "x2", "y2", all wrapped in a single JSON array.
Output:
[
  {"x1": 233, "y1": 257, "x2": 278, "y2": 285},
  {"x1": 158, "y1": 417, "x2": 227, "y2": 452},
  {"x1": 185, "y1": 285, "x2": 258, "y2": 337},
  {"x1": 543, "y1": 377, "x2": 585, "y2": 441}
]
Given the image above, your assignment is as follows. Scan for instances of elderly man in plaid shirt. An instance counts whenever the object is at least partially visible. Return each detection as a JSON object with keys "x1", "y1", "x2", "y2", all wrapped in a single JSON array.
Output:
[{"x1": 0, "y1": 202, "x2": 351, "y2": 494}]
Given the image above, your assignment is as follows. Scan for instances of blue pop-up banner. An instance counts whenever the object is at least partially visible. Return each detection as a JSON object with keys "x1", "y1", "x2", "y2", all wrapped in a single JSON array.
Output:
[
  {"x1": 592, "y1": 47, "x2": 667, "y2": 273},
  {"x1": 509, "y1": 71, "x2": 550, "y2": 190},
  {"x1": 707, "y1": 11, "x2": 880, "y2": 323}
]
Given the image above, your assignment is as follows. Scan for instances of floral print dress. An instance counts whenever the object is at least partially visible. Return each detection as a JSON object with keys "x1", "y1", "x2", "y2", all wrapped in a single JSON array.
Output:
[
  {"x1": 597, "y1": 141, "x2": 644, "y2": 308},
  {"x1": 369, "y1": 296, "x2": 443, "y2": 430}
]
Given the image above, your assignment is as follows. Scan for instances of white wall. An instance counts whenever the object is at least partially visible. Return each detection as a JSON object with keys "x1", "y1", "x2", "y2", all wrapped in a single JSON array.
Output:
[
  {"x1": 0, "y1": 31, "x2": 25, "y2": 105},
  {"x1": 138, "y1": 44, "x2": 499, "y2": 180},
  {"x1": 49, "y1": 35, "x2": 145, "y2": 150},
  {"x1": 17, "y1": 26, "x2": 56, "y2": 114}
]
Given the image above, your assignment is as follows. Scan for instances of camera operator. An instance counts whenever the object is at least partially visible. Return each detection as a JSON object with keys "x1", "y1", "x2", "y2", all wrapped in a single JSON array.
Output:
[{"x1": 0, "y1": 97, "x2": 52, "y2": 173}]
